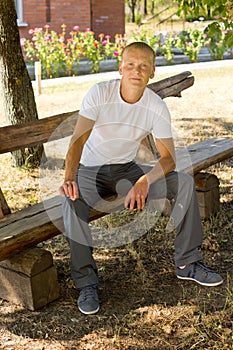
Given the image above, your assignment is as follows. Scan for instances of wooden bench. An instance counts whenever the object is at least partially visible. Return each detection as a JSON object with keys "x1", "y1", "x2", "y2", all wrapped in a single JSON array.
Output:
[{"x1": 0, "y1": 71, "x2": 232, "y2": 309}]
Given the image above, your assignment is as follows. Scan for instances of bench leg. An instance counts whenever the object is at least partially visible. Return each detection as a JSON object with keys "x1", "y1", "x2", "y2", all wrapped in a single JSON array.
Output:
[
  {"x1": 0, "y1": 247, "x2": 59, "y2": 310},
  {"x1": 0, "y1": 187, "x2": 11, "y2": 218},
  {"x1": 194, "y1": 172, "x2": 220, "y2": 219}
]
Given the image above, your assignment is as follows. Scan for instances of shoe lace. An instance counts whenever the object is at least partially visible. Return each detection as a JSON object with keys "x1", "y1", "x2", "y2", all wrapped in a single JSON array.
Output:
[
  {"x1": 195, "y1": 262, "x2": 212, "y2": 276},
  {"x1": 80, "y1": 285, "x2": 98, "y2": 300}
]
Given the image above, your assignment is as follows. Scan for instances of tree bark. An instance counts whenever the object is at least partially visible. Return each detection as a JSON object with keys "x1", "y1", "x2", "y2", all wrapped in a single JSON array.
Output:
[
  {"x1": 127, "y1": 0, "x2": 137, "y2": 22},
  {"x1": 151, "y1": 0, "x2": 155, "y2": 15},
  {"x1": 144, "y1": 0, "x2": 147, "y2": 15},
  {"x1": 0, "y1": 0, "x2": 44, "y2": 167}
]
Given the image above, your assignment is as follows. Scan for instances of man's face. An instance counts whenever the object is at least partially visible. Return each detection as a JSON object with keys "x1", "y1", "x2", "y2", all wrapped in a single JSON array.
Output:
[{"x1": 119, "y1": 48, "x2": 155, "y2": 88}]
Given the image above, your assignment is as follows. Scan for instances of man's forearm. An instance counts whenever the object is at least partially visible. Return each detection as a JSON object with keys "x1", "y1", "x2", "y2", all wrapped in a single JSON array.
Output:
[
  {"x1": 145, "y1": 156, "x2": 176, "y2": 186},
  {"x1": 64, "y1": 140, "x2": 83, "y2": 181}
]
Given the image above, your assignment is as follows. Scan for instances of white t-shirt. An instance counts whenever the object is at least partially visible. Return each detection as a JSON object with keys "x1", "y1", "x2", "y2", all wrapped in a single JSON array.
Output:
[{"x1": 79, "y1": 79, "x2": 172, "y2": 166}]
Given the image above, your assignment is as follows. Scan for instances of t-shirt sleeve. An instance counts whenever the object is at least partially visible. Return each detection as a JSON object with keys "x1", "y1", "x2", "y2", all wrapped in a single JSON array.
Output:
[
  {"x1": 79, "y1": 83, "x2": 100, "y2": 121},
  {"x1": 152, "y1": 100, "x2": 173, "y2": 138}
]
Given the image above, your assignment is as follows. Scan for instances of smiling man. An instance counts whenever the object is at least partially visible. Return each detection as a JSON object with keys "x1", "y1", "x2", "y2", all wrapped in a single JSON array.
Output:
[{"x1": 59, "y1": 42, "x2": 223, "y2": 315}]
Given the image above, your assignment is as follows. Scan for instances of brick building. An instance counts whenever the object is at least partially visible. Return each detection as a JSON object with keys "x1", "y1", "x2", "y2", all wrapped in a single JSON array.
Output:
[{"x1": 16, "y1": 0, "x2": 125, "y2": 40}]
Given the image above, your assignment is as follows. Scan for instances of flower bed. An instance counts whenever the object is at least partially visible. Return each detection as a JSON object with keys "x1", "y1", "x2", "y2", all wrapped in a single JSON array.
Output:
[{"x1": 21, "y1": 24, "x2": 232, "y2": 79}]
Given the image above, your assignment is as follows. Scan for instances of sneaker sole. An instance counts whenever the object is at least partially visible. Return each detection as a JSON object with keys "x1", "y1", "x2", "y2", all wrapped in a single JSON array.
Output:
[
  {"x1": 177, "y1": 275, "x2": 223, "y2": 287},
  {"x1": 78, "y1": 305, "x2": 100, "y2": 315}
]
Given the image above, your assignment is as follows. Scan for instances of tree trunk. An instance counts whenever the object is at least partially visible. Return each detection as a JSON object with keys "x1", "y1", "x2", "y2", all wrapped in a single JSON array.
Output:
[
  {"x1": 128, "y1": 0, "x2": 137, "y2": 22},
  {"x1": 0, "y1": 0, "x2": 44, "y2": 167},
  {"x1": 144, "y1": 0, "x2": 147, "y2": 15},
  {"x1": 151, "y1": 0, "x2": 155, "y2": 15}
]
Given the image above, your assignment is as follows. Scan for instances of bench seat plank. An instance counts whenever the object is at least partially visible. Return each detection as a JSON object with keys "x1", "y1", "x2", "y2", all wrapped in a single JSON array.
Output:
[
  {"x1": 145, "y1": 137, "x2": 233, "y2": 175},
  {"x1": 176, "y1": 137, "x2": 233, "y2": 174},
  {"x1": 0, "y1": 194, "x2": 119, "y2": 261}
]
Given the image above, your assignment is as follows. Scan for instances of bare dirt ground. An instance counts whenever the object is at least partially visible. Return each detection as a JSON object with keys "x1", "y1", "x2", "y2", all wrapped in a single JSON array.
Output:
[{"x1": 0, "y1": 63, "x2": 233, "y2": 349}]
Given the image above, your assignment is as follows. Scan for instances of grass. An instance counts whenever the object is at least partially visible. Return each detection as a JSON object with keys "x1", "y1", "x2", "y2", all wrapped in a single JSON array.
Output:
[{"x1": 0, "y1": 64, "x2": 233, "y2": 349}]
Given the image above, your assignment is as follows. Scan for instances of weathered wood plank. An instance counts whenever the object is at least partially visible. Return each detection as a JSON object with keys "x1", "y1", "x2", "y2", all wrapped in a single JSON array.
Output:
[
  {"x1": 0, "y1": 111, "x2": 78, "y2": 154},
  {"x1": 148, "y1": 71, "x2": 194, "y2": 98},
  {"x1": 0, "y1": 195, "x2": 117, "y2": 261},
  {"x1": 176, "y1": 138, "x2": 233, "y2": 174},
  {"x1": 0, "y1": 188, "x2": 11, "y2": 218},
  {"x1": 0, "y1": 71, "x2": 194, "y2": 154},
  {"x1": 0, "y1": 137, "x2": 232, "y2": 262},
  {"x1": 144, "y1": 137, "x2": 233, "y2": 175},
  {"x1": 148, "y1": 71, "x2": 193, "y2": 93}
]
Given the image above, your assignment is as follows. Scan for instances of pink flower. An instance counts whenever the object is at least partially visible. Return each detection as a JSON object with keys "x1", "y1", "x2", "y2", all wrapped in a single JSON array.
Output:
[
  {"x1": 102, "y1": 40, "x2": 108, "y2": 45},
  {"x1": 73, "y1": 25, "x2": 80, "y2": 31},
  {"x1": 202, "y1": 34, "x2": 208, "y2": 39},
  {"x1": 113, "y1": 51, "x2": 119, "y2": 57},
  {"x1": 34, "y1": 27, "x2": 43, "y2": 33},
  {"x1": 86, "y1": 27, "x2": 91, "y2": 32},
  {"x1": 20, "y1": 38, "x2": 26, "y2": 46},
  {"x1": 28, "y1": 29, "x2": 34, "y2": 35},
  {"x1": 44, "y1": 24, "x2": 50, "y2": 29},
  {"x1": 105, "y1": 35, "x2": 111, "y2": 39}
]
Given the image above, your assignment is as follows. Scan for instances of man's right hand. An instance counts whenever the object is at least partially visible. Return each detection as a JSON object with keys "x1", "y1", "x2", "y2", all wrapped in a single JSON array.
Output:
[{"x1": 59, "y1": 181, "x2": 79, "y2": 201}]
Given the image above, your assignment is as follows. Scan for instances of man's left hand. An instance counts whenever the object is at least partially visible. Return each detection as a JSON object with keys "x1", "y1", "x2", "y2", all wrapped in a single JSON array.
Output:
[{"x1": 124, "y1": 175, "x2": 149, "y2": 211}]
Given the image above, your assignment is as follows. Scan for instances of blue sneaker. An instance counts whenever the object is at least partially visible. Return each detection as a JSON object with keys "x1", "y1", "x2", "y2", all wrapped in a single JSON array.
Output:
[
  {"x1": 176, "y1": 262, "x2": 223, "y2": 287},
  {"x1": 77, "y1": 284, "x2": 99, "y2": 315}
]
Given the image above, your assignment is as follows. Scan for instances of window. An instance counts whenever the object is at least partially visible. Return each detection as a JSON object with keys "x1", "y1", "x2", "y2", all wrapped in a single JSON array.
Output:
[{"x1": 15, "y1": 0, "x2": 27, "y2": 26}]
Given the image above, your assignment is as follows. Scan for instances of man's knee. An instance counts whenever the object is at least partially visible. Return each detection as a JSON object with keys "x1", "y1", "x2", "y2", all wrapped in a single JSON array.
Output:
[
  {"x1": 178, "y1": 172, "x2": 193, "y2": 182},
  {"x1": 166, "y1": 172, "x2": 194, "y2": 200},
  {"x1": 177, "y1": 172, "x2": 194, "y2": 189}
]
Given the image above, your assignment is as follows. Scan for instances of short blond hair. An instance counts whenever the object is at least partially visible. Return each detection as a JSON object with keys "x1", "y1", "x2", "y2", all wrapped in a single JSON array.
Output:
[{"x1": 121, "y1": 42, "x2": 156, "y2": 64}]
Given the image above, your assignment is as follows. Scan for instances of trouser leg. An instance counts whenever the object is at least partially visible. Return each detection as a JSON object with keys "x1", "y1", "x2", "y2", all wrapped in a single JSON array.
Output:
[
  {"x1": 171, "y1": 173, "x2": 203, "y2": 266},
  {"x1": 104, "y1": 163, "x2": 203, "y2": 266},
  {"x1": 62, "y1": 162, "x2": 143, "y2": 289},
  {"x1": 62, "y1": 196, "x2": 99, "y2": 289},
  {"x1": 62, "y1": 164, "x2": 115, "y2": 289},
  {"x1": 144, "y1": 169, "x2": 203, "y2": 266}
]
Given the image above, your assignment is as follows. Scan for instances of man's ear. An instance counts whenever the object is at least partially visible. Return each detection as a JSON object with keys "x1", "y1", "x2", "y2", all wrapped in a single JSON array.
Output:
[
  {"x1": 119, "y1": 61, "x2": 123, "y2": 75},
  {"x1": 150, "y1": 66, "x2": 155, "y2": 79}
]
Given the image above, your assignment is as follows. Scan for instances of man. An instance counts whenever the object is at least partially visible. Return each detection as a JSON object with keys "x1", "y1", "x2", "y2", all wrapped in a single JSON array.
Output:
[{"x1": 59, "y1": 42, "x2": 223, "y2": 315}]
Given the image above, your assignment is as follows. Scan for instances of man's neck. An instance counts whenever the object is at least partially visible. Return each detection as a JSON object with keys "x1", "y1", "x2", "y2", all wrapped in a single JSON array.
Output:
[{"x1": 120, "y1": 82, "x2": 145, "y2": 104}]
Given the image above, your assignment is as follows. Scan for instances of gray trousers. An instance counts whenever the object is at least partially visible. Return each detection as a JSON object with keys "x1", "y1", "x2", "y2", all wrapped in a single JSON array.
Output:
[{"x1": 62, "y1": 161, "x2": 203, "y2": 289}]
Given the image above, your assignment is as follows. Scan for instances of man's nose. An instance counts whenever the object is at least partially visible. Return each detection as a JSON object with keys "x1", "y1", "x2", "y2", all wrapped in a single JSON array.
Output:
[{"x1": 134, "y1": 65, "x2": 141, "y2": 73}]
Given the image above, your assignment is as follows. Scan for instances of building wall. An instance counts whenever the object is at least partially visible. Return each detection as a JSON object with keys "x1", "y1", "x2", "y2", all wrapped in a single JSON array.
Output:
[
  {"x1": 91, "y1": 0, "x2": 125, "y2": 39},
  {"x1": 19, "y1": 0, "x2": 125, "y2": 40},
  {"x1": 19, "y1": 0, "x2": 91, "y2": 39}
]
